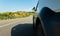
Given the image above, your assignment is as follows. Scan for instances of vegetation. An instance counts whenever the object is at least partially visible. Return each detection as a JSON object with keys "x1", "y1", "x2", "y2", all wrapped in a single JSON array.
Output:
[{"x1": 0, "y1": 11, "x2": 34, "y2": 20}]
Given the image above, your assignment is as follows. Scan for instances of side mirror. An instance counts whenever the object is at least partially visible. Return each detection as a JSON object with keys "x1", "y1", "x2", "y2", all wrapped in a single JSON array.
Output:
[{"x1": 32, "y1": 7, "x2": 36, "y2": 11}]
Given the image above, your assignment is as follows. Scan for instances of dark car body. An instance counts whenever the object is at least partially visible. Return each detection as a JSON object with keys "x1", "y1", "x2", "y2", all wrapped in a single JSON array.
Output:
[{"x1": 33, "y1": 0, "x2": 60, "y2": 36}]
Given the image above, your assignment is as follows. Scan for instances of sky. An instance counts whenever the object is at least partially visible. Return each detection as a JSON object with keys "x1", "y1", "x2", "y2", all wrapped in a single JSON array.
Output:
[{"x1": 0, "y1": 0, "x2": 38, "y2": 12}]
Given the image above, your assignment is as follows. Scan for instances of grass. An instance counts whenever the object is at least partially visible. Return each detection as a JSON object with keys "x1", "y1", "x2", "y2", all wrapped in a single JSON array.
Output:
[{"x1": 0, "y1": 12, "x2": 34, "y2": 20}]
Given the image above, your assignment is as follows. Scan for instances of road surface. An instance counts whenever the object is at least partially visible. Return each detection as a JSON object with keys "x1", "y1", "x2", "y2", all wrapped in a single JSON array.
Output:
[
  {"x1": 0, "y1": 15, "x2": 36, "y2": 36},
  {"x1": 0, "y1": 15, "x2": 33, "y2": 26}
]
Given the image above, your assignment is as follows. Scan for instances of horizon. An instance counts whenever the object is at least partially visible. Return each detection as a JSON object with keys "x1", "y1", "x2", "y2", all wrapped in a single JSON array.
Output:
[{"x1": 0, "y1": 0, "x2": 38, "y2": 12}]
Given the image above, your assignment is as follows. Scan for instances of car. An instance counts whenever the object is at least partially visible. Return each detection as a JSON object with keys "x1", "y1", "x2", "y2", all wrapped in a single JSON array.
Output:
[{"x1": 33, "y1": 0, "x2": 60, "y2": 36}]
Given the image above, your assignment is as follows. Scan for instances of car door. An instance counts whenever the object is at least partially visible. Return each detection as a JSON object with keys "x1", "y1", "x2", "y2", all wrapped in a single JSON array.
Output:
[{"x1": 38, "y1": 0, "x2": 60, "y2": 36}]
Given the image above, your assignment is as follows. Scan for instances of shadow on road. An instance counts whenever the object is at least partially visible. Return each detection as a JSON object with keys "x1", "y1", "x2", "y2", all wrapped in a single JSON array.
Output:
[{"x1": 11, "y1": 24, "x2": 36, "y2": 36}]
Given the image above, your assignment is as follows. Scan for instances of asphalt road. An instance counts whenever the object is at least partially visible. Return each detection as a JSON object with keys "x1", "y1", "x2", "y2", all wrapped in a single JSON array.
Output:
[
  {"x1": 0, "y1": 15, "x2": 36, "y2": 36},
  {"x1": 0, "y1": 15, "x2": 33, "y2": 26}
]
